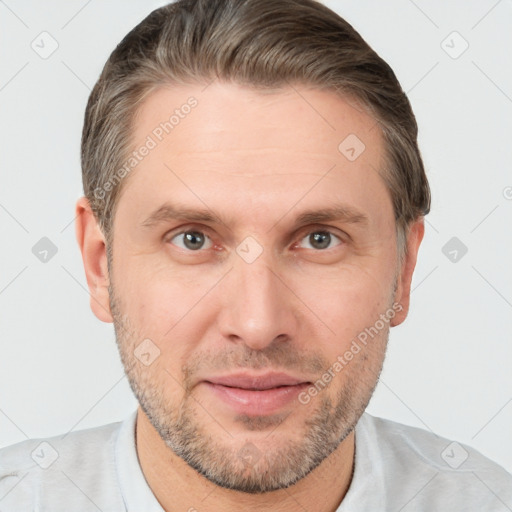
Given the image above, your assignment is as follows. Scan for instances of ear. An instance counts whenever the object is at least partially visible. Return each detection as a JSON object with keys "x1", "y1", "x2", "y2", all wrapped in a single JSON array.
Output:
[
  {"x1": 75, "y1": 196, "x2": 113, "y2": 323},
  {"x1": 390, "y1": 219, "x2": 425, "y2": 327}
]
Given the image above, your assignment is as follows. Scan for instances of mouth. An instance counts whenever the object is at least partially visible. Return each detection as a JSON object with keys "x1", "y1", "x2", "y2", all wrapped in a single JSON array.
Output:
[
  {"x1": 212, "y1": 383, "x2": 299, "y2": 391},
  {"x1": 201, "y1": 372, "x2": 312, "y2": 415},
  {"x1": 204, "y1": 371, "x2": 310, "y2": 389}
]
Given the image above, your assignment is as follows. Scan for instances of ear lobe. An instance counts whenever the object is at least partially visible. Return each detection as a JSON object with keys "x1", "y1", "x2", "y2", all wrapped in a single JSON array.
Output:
[
  {"x1": 390, "y1": 219, "x2": 425, "y2": 327},
  {"x1": 75, "y1": 196, "x2": 113, "y2": 323}
]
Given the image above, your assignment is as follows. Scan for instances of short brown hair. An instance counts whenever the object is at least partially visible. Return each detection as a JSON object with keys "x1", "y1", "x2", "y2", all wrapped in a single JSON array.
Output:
[{"x1": 81, "y1": 0, "x2": 430, "y2": 264}]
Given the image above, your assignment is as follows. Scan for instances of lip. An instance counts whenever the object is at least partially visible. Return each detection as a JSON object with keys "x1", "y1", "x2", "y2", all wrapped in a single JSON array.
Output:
[
  {"x1": 205, "y1": 372, "x2": 308, "y2": 390},
  {"x1": 202, "y1": 372, "x2": 311, "y2": 416}
]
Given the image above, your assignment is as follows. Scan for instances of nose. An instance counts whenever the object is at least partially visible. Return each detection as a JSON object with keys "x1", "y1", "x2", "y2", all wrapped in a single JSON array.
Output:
[{"x1": 216, "y1": 251, "x2": 299, "y2": 351}]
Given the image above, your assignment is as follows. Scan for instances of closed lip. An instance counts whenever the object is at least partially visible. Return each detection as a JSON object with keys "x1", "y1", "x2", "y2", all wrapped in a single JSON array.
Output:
[{"x1": 204, "y1": 372, "x2": 310, "y2": 390}]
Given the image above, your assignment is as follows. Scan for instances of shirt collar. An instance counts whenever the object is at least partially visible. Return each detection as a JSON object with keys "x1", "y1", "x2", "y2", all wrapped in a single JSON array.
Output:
[
  {"x1": 115, "y1": 409, "x2": 165, "y2": 512},
  {"x1": 115, "y1": 409, "x2": 376, "y2": 511}
]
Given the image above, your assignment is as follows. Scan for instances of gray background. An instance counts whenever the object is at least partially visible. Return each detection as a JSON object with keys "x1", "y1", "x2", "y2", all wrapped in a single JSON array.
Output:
[{"x1": 1, "y1": 0, "x2": 511, "y2": 474}]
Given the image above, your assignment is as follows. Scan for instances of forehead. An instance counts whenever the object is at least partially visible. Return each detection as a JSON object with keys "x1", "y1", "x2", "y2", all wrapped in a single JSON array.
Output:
[{"x1": 115, "y1": 82, "x2": 391, "y2": 231}]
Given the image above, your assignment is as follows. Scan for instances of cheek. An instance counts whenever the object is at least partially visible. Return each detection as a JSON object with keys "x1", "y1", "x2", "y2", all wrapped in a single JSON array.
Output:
[
  {"x1": 116, "y1": 263, "x2": 224, "y2": 360},
  {"x1": 116, "y1": 257, "x2": 193, "y2": 318},
  {"x1": 291, "y1": 263, "x2": 394, "y2": 350}
]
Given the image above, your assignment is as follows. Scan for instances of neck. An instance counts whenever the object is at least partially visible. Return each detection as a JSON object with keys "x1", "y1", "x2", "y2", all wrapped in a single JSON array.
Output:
[{"x1": 136, "y1": 407, "x2": 355, "y2": 512}]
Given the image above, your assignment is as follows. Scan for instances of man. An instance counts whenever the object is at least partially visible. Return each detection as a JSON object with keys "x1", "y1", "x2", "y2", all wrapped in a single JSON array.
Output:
[{"x1": 1, "y1": 0, "x2": 510, "y2": 510}]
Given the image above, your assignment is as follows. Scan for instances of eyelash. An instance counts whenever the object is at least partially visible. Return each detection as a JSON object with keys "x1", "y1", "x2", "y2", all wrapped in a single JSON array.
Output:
[{"x1": 166, "y1": 226, "x2": 344, "y2": 252}]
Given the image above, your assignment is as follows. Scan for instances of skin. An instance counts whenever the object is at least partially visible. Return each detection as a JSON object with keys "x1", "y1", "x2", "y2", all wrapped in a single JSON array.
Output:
[{"x1": 75, "y1": 82, "x2": 424, "y2": 511}]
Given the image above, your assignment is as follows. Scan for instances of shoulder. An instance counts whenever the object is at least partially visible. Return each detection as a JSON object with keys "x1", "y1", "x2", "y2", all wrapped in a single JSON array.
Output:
[
  {"x1": 359, "y1": 413, "x2": 510, "y2": 474},
  {"x1": 346, "y1": 413, "x2": 512, "y2": 511},
  {"x1": 0, "y1": 418, "x2": 122, "y2": 469},
  {"x1": 0, "y1": 416, "x2": 129, "y2": 511}
]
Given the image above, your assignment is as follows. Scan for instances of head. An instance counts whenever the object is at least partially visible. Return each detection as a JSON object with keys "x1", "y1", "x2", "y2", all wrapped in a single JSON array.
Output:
[{"x1": 76, "y1": 0, "x2": 430, "y2": 494}]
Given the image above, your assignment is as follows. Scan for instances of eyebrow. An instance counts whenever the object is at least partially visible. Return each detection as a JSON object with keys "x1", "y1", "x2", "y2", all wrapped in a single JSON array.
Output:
[{"x1": 139, "y1": 202, "x2": 369, "y2": 230}]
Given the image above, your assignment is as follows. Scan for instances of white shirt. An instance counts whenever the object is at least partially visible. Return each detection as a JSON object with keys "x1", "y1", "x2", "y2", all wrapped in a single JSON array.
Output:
[{"x1": 1, "y1": 410, "x2": 511, "y2": 511}]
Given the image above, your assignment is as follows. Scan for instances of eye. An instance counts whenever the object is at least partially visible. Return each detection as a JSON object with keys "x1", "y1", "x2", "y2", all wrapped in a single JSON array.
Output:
[
  {"x1": 169, "y1": 230, "x2": 213, "y2": 251},
  {"x1": 298, "y1": 230, "x2": 342, "y2": 250}
]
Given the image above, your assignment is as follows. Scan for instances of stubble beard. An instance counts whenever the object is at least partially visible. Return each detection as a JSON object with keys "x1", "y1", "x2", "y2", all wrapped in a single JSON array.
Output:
[{"x1": 108, "y1": 275, "x2": 392, "y2": 493}]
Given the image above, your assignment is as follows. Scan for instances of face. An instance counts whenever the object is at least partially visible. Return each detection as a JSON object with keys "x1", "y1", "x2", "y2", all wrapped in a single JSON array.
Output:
[{"x1": 100, "y1": 82, "x2": 408, "y2": 493}]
